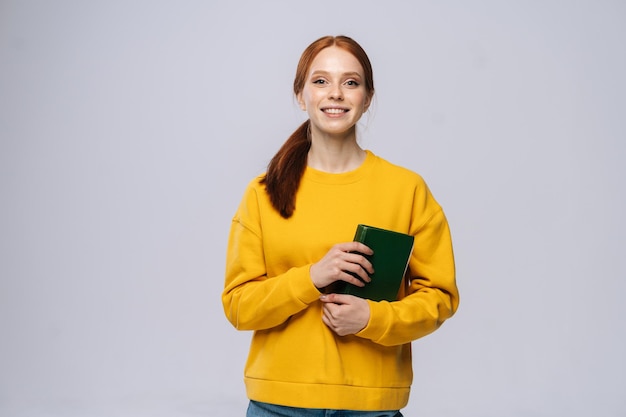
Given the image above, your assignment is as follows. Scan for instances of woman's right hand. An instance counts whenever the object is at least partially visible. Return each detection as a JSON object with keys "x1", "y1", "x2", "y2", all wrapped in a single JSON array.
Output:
[{"x1": 310, "y1": 242, "x2": 374, "y2": 289}]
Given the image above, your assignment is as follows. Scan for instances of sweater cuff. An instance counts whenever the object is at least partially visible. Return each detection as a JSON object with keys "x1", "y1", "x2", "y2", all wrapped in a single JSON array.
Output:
[
  {"x1": 287, "y1": 264, "x2": 323, "y2": 305},
  {"x1": 356, "y1": 300, "x2": 391, "y2": 342}
]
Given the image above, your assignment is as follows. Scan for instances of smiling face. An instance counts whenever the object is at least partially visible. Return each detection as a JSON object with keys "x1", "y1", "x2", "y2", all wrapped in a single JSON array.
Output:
[{"x1": 297, "y1": 46, "x2": 373, "y2": 140}]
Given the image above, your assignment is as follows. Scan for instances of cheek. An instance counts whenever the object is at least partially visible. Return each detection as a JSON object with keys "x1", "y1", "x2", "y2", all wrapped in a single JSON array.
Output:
[
  {"x1": 352, "y1": 93, "x2": 368, "y2": 110},
  {"x1": 301, "y1": 90, "x2": 321, "y2": 111}
]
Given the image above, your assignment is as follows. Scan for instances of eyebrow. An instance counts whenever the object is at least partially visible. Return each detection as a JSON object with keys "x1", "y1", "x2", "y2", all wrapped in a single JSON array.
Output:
[{"x1": 310, "y1": 70, "x2": 363, "y2": 79}]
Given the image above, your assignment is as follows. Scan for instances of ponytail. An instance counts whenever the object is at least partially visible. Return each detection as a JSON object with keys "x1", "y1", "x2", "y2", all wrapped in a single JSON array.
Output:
[{"x1": 260, "y1": 120, "x2": 311, "y2": 218}]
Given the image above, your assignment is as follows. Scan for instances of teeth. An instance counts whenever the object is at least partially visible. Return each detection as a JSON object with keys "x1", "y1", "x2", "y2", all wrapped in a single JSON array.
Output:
[{"x1": 323, "y1": 108, "x2": 346, "y2": 114}]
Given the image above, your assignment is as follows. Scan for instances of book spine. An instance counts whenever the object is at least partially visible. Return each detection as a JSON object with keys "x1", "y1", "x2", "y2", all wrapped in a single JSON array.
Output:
[{"x1": 354, "y1": 224, "x2": 368, "y2": 244}]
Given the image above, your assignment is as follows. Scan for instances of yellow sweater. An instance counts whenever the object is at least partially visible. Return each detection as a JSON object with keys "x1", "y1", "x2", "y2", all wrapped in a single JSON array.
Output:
[{"x1": 223, "y1": 151, "x2": 459, "y2": 411}]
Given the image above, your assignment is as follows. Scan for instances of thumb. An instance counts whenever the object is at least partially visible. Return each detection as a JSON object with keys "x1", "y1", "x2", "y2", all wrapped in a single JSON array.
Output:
[{"x1": 320, "y1": 293, "x2": 354, "y2": 305}]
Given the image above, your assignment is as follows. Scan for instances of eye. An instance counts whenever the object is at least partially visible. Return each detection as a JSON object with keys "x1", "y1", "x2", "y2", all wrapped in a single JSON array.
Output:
[
  {"x1": 345, "y1": 80, "x2": 360, "y2": 87},
  {"x1": 312, "y1": 79, "x2": 327, "y2": 85}
]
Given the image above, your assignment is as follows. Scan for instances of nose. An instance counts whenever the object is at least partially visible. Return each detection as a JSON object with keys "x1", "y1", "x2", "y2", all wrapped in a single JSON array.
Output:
[{"x1": 328, "y1": 84, "x2": 344, "y2": 100}]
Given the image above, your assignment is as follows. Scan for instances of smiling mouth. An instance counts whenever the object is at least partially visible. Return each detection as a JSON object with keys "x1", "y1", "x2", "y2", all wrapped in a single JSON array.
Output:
[{"x1": 322, "y1": 108, "x2": 349, "y2": 114}]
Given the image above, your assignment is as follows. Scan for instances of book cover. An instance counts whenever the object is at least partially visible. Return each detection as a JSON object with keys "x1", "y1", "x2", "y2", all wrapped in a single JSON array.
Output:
[{"x1": 329, "y1": 224, "x2": 415, "y2": 302}]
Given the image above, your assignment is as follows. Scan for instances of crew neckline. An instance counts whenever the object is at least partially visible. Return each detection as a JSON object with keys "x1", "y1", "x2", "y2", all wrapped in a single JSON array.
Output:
[{"x1": 304, "y1": 150, "x2": 377, "y2": 185}]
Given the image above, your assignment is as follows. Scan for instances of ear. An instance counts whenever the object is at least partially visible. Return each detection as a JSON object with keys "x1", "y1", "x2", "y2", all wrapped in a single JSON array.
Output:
[
  {"x1": 296, "y1": 92, "x2": 306, "y2": 111},
  {"x1": 363, "y1": 92, "x2": 374, "y2": 112}
]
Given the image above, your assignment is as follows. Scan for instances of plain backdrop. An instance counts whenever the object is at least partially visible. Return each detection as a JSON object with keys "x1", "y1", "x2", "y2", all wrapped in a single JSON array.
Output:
[{"x1": 1, "y1": 1, "x2": 625, "y2": 416}]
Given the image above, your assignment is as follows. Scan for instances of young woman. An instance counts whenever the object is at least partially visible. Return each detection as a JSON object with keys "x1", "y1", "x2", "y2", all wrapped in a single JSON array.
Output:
[{"x1": 223, "y1": 35, "x2": 459, "y2": 417}]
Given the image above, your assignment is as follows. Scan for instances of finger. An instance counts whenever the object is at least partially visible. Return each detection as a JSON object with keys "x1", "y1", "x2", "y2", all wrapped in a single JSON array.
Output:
[
  {"x1": 321, "y1": 306, "x2": 337, "y2": 327},
  {"x1": 335, "y1": 241, "x2": 374, "y2": 256},
  {"x1": 340, "y1": 262, "x2": 371, "y2": 284},
  {"x1": 322, "y1": 304, "x2": 341, "y2": 327},
  {"x1": 321, "y1": 293, "x2": 355, "y2": 305},
  {"x1": 321, "y1": 312, "x2": 333, "y2": 329},
  {"x1": 343, "y1": 252, "x2": 374, "y2": 275},
  {"x1": 322, "y1": 316, "x2": 342, "y2": 335}
]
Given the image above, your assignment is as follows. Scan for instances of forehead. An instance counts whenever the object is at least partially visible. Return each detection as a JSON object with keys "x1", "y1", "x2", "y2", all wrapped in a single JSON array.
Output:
[{"x1": 308, "y1": 46, "x2": 365, "y2": 76}]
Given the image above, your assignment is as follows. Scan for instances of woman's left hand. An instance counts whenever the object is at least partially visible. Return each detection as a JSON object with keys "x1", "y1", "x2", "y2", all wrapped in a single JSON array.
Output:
[{"x1": 319, "y1": 293, "x2": 370, "y2": 336}]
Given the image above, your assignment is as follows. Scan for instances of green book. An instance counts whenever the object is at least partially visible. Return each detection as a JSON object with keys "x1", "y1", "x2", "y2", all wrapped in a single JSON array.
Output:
[{"x1": 330, "y1": 224, "x2": 415, "y2": 302}]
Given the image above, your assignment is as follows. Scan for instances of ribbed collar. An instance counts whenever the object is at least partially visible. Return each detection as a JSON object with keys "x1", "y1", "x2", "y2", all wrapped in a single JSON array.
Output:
[{"x1": 303, "y1": 150, "x2": 377, "y2": 185}]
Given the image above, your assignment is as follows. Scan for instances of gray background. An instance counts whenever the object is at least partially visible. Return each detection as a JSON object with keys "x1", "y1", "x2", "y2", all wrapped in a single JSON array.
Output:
[{"x1": 1, "y1": 1, "x2": 625, "y2": 416}]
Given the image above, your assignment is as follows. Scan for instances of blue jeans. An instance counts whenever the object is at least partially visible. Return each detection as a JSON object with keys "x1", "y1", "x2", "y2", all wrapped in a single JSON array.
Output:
[{"x1": 246, "y1": 401, "x2": 403, "y2": 417}]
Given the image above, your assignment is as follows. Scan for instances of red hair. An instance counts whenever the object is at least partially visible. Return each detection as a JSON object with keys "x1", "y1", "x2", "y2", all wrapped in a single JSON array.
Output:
[{"x1": 261, "y1": 35, "x2": 375, "y2": 218}]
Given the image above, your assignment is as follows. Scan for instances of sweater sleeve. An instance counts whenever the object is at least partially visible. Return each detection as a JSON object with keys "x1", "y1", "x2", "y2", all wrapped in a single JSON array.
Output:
[
  {"x1": 356, "y1": 183, "x2": 459, "y2": 346},
  {"x1": 222, "y1": 183, "x2": 322, "y2": 331}
]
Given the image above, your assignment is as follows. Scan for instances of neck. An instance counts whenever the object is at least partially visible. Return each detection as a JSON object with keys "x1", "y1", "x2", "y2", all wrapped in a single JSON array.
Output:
[{"x1": 307, "y1": 130, "x2": 366, "y2": 173}]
